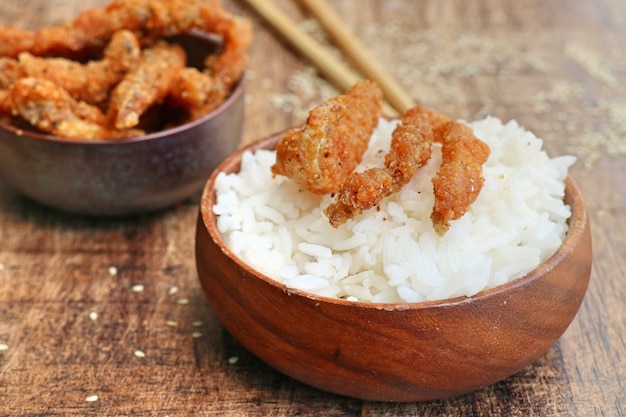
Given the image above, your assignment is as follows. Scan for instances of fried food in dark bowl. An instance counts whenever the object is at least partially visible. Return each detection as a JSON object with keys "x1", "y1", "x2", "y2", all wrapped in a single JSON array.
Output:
[
  {"x1": 0, "y1": 78, "x2": 244, "y2": 216},
  {"x1": 0, "y1": 0, "x2": 250, "y2": 215}
]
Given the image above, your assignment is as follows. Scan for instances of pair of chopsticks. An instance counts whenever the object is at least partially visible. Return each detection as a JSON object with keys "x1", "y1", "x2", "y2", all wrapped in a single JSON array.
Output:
[{"x1": 242, "y1": 0, "x2": 416, "y2": 117}]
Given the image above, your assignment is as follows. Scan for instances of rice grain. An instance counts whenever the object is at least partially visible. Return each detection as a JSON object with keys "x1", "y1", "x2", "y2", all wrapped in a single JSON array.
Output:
[{"x1": 214, "y1": 117, "x2": 574, "y2": 303}]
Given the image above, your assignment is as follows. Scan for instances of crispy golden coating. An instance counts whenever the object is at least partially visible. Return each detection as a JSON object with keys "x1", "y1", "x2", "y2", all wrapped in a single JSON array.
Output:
[
  {"x1": 7, "y1": 77, "x2": 142, "y2": 140},
  {"x1": 324, "y1": 106, "x2": 490, "y2": 235},
  {"x1": 384, "y1": 107, "x2": 435, "y2": 184},
  {"x1": 204, "y1": 15, "x2": 253, "y2": 94},
  {"x1": 107, "y1": 41, "x2": 186, "y2": 129},
  {"x1": 324, "y1": 168, "x2": 395, "y2": 228},
  {"x1": 167, "y1": 67, "x2": 224, "y2": 120},
  {"x1": 271, "y1": 80, "x2": 384, "y2": 195},
  {"x1": 324, "y1": 107, "x2": 434, "y2": 227},
  {"x1": 26, "y1": 0, "x2": 222, "y2": 57},
  {"x1": 14, "y1": 30, "x2": 141, "y2": 105},
  {"x1": 0, "y1": 27, "x2": 35, "y2": 59},
  {"x1": 0, "y1": 58, "x2": 19, "y2": 89},
  {"x1": 0, "y1": 0, "x2": 251, "y2": 87},
  {"x1": 431, "y1": 122, "x2": 490, "y2": 235},
  {"x1": 167, "y1": 13, "x2": 252, "y2": 121},
  {"x1": 0, "y1": 0, "x2": 252, "y2": 139}
]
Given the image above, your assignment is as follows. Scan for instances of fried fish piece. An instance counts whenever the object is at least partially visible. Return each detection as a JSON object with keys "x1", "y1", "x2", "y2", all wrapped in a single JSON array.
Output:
[
  {"x1": 203, "y1": 14, "x2": 253, "y2": 95},
  {"x1": 271, "y1": 80, "x2": 384, "y2": 195},
  {"x1": 0, "y1": 57, "x2": 20, "y2": 89},
  {"x1": 0, "y1": 0, "x2": 252, "y2": 125},
  {"x1": 107, "y1": 41, "x2": 186, "y2": 129},
  {"x1": 324, "y1": 107, "x2": 433, "y2": 227},
  {"x1": 431, "y1": 122, "x2": 490, "y2": 235},
  {"x1": 3, "y1": 0, "x2": 251, "y2": 90},
  {"x1": 167, "y1": 66, "x2": 225, "y2": 121},
  {"x1": 0, "y1": 27, "x2": 35, "y2": 58},
  {"x1": 15, "y1": 30, "x2": 141, "y2": 105},
  {"x1": 25, "y1": 0, "x2": 222, "y2": 56},
  {"x1": 324, "y1": 106, "x2": 490, "y2": 235},
  {"x1": 8, "y1": 77, "x2": 142, "y2": 140}
]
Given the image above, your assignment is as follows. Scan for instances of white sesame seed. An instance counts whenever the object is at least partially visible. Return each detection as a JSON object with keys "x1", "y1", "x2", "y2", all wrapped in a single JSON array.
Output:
[
  {"x1": 192, "y1": 321, "x2": 203, "y2": 327},
  {"x1": 165, "y1": 320, "x2": 178, "y2": 327},
  {"x1": 131, "y1": 284, "x2": 144, "y2": 293},
  {"x1": 89, "y1": 312, "x2": 98, "y2": 321},
  {"x1": 168, "y1": 286, "x2": 179, "y2": 295},
  {"x1": 191, "y1": 332, "x2": 202, "y2": 339},
  {"x1": 228, "y1": 356, "x2": 239, "y2": 364},
  {"x1": 134, "y1": 350, "x2": 146, "y2": 358},
  {"x1": 108, "y1": 266, "x2": 118, "y2": 276},
  {"x1": 177, "y1": 298, "x2": 189, "y2": 305},
  {"x1": 85, "y1": 395, "x2": 99, "y2": 402},
  {"x1": 0, "y1": 344, "x2": 8, "y2": 351}
]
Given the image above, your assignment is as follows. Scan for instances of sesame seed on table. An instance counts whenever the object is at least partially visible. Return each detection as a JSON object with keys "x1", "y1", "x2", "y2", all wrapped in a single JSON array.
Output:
[{"x1": 0, "y1": 0, "x2": 624, "y2": 415}]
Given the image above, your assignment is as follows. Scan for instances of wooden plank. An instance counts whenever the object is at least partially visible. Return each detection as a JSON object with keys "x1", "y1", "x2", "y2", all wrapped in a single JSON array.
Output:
[{"x1": 0, "y1": 0, "x2": 624, "y2": 415}]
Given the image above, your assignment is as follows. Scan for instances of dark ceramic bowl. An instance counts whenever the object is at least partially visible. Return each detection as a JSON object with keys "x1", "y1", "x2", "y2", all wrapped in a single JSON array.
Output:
[
  {"x1": 195, "y1": 133, "x2": 593, "y2": 402},
  {"x1": 0, "y1": 34, "x2": 244, "y2": 216}
]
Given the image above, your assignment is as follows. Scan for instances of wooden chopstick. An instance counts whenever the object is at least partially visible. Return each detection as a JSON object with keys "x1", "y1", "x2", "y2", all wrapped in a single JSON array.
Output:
[
  {"x1": 296, "y1": 0, "x2": 416, "y2": 114},
  {"x1": 242, "y1": 0, "x2": 400, "y2": 117}
]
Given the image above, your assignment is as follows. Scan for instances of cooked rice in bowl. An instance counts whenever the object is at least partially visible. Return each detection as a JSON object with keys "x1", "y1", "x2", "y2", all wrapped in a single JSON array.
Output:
[{"x1": 213, "y1": 117, "x2": 576, "y2": 303}]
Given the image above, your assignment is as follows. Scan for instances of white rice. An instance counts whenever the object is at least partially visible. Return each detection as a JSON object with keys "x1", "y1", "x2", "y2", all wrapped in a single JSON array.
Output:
[{"x1": 213, "y1": 117, "x2": 576, "y2": 303}]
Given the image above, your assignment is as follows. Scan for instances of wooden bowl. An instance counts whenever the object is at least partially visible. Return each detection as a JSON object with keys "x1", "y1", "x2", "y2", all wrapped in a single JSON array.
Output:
[
  {"x1": 195, "y1": 133, "x2": 592, "y2": 402},
  {"x1": 0, "y1": 33, "x2": 244, "y2": 216}
]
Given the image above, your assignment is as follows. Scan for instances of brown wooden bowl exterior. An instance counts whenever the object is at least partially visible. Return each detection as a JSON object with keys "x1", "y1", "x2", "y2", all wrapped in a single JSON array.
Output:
[{"x1": 195, "y1": 133, "x2": 592, "y2": 402}]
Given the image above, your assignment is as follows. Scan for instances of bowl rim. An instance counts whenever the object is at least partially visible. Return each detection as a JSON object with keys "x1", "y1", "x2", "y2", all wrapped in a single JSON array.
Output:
[{"x1": 200, "y1": 132, "x2": 589, "y2": 311}]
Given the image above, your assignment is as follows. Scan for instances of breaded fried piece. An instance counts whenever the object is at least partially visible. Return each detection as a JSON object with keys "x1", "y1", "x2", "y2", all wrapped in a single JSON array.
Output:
[
  {"x1": 0, "y1": 0, "x2": 252, "y2": 124},
  {"x1": 28, "y1": 0, "x2": 226, "y2": 57},
  {"x1": 0, "y1": 58, "x2": 20, "y2": 89},
  {"x1": 324, "y1": 106, "x2": 490, "y2": 235},
  {"x1": 0, "y1": 27, "x2": 35, "y2": 58},
  {"x1": 8, "y1": 77, "x2": 142, "y2": 140},
  {"x1": 271, "y1": 80, "x2": 384, "y2": 195},
  {"x1": 167, "y1": 9, "x2": 252, "y2": 121},
  {"x1": 204, "y1": 15, "x2": 253, "y2": 94},
  {"x1": 324, "y1": 107, "x2": 434, "y2": 227},
  {"x1": 431, "y1": 122, "x2": 490, "y2": 235},
  {"x1": 107, "y1": 41, "x2": 186, "y2": 129},
  {"x1": 5, "y1": 0, "x2": 251, "y2": 91},
  {"x1": 324, "y1": 168, "x2": 395, "y2": 228},
  {"x1": 15, "y1": 30, "x2": 141, "y2": 105},
  {"x1": 168, "y1": 66, "x2": 225, "y2": 121},
  {"x1": 0, "y1": 0, "x2": 252, "y2": 138},
  {"x1": 384, "y1": 107, "x2": 435, "y2": 184}
]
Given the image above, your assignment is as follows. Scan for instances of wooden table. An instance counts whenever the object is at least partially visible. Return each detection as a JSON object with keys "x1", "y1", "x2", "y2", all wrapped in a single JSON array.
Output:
[{"x1": 1, "y1": 0, "x2": 624, "y2": 415}]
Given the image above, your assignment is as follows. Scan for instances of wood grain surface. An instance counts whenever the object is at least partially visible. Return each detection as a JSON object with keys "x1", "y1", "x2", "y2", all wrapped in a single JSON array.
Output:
[{"x1": 0, "y1": 0, "x2": 624, "y2": 415}]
